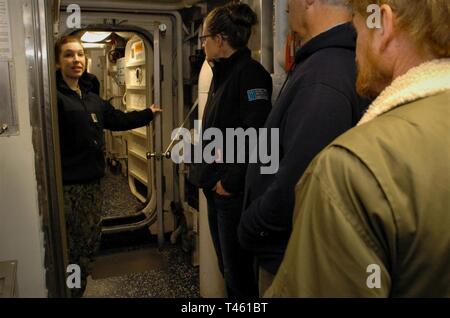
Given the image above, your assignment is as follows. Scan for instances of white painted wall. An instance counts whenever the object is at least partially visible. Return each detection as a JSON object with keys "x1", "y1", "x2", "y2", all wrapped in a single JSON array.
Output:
[{"x1": 0, "y1": 0, "x2": 47, "y2": 297}]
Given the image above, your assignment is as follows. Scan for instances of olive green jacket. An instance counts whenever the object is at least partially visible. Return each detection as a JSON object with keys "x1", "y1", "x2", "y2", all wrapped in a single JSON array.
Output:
[{"x1": 265, "y1": 59, "x2": 450, "y2": 298}]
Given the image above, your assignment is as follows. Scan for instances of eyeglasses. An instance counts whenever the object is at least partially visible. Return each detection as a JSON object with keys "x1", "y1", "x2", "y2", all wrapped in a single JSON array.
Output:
[{"x1": 199, "y1": 34, "x2": 216, "y2": 44}]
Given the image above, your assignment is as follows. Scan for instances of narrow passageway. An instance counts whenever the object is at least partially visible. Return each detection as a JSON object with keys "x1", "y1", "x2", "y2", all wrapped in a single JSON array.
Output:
[{"x1": 84, "y1": 170, "x2": 200, "y2": 298}]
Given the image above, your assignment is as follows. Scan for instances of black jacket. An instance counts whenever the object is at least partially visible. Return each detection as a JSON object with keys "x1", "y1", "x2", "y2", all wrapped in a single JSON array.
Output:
[
  {"x1": 57, "y1": 70, "x2": 153, "y2": 185},
  {"x1": 82, "y1": 71, "x2": 101, "y2": 95},
  {"x1": 238, "y1": 23, "x2": 370, "y2": 274},
  {"x1": 198, "y1": 48, "x2": 272, "y2": 193}
]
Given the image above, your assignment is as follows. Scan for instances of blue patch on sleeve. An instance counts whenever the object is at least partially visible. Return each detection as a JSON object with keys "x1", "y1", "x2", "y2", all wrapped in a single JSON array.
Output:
[{"x1": 247, "y1": 89, "x2": 269, "y2": 102}]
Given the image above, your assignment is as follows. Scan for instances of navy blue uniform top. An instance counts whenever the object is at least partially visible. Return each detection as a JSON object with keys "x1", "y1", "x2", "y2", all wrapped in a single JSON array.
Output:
[
  {"x1": 57, "y1": 70, "x2": 153, "y2": 185},
  {"x1": 239, "y1": 23, "x2": 371, "y2": 274}
]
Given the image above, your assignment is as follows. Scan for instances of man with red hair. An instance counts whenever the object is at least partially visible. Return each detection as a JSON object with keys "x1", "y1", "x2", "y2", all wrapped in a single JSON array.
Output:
[{"x1": 266, "y1": 1, "x2": 450, "y2": 297}]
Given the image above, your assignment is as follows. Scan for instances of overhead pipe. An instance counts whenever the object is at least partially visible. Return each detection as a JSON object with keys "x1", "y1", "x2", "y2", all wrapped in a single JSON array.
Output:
[
  {"x1": 272, "y1": 0, "x2": 289, "y2": 102},
  {"x1": 274, "y1": 0, "x2": 289, "y2": 76},
  {"x1": 242, "y1": 0, "x2": 274, "y2": 72},
  {"x1": 60, "y1": 0, "x2": 202, "y2": 11}
]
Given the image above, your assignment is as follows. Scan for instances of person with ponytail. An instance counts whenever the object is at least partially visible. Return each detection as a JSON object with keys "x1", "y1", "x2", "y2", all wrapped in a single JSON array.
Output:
[{"x1": 198, "y1": 2, "x2": 272, "y2": 297}]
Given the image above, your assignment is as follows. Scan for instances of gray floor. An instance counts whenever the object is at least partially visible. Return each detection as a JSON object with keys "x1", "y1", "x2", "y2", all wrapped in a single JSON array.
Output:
[
  {"x1": 101, "y1": 166, "x2": 143, "y2": 218},
  {"x1": 84, "y1": 168, "x2": 200, "y2": 298}
]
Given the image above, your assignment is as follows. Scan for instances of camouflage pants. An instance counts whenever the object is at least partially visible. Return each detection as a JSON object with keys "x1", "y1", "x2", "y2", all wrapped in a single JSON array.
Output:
[{"x1": 63, "y1": 181, "x2": 103, "y2": 298}]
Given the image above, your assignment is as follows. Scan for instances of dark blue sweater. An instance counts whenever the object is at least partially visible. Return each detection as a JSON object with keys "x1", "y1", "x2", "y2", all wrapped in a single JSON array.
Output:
[
  {"x1": 57, "y1": 71, "x2": 153, "y2": 185},
  {"x1": 238, "y1": 23, "x2": 370, "y2": 274}
]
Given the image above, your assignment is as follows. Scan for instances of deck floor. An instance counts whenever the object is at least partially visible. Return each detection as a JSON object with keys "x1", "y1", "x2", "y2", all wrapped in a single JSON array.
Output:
[{"x1": 83, "y1": 168, "x2": 200, "y2": 298}]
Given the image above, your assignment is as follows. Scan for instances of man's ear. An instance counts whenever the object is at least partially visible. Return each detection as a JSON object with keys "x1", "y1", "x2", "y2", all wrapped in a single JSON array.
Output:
[{"x1": 377, "y1": 4, "x2": 395, "y2": 53}]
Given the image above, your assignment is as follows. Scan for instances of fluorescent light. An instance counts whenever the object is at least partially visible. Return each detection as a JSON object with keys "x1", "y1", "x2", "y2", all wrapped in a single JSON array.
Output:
[
  {"x1": 82, "y1": 43, "x2": 106, "y2": 49},
  {"x1": 81, "y1": 31, "x2": 111, "y2": 43}
]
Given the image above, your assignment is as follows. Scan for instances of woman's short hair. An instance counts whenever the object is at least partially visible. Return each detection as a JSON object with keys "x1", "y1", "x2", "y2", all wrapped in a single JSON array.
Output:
[{"x1": 205, "y1": 2, "x2": 258, "y2": 49}]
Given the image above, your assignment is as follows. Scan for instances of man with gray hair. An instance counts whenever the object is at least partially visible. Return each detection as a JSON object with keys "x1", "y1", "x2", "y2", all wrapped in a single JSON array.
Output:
[{"x1": 239, "y1": 0, "x2": 369, "y2": 296}]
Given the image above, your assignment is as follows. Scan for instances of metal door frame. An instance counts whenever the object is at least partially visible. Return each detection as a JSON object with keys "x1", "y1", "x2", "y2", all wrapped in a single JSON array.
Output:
[{"x1": 23, "y1": 0, "x2": 68, "y2": 297}]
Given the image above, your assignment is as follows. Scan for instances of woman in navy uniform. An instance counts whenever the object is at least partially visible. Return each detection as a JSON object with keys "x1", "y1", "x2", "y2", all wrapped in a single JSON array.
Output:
[
  {"x1": 198, "y1": 3, "x2": 272, "y2": 297},
  {"x1": 55, "y1": 35, "x2": 160, "y2": 297}
]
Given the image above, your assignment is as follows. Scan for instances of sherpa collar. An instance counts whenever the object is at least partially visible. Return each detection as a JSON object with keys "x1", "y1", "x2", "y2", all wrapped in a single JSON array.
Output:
[{"x1": 358, "y1": 58, "x2": 450, "y2": 125}]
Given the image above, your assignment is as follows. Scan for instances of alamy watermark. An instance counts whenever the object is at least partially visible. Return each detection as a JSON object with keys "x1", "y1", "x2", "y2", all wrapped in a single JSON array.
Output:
[
  {"x1": 66, "y1": 4, "x2": 81, "y2": 29},
  {"x1": 66, "y1": 3, "x2": 383, "y2": 30},
  {"x1": 366, "y1": 264, "x2": 382, "y2": 289},
  {"x1": 170, "y1": 121, "x2": 280, "y2": 175},
  {"x1": 66, "y1": 264, "x2": 81, "y2": 290},
  {"x1": 366, "y1": 4, "x2": 382, "y2": 29}
]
